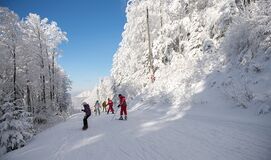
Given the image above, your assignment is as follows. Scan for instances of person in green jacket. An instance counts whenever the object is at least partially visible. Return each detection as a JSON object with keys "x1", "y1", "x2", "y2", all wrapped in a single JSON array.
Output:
[{"x1": 102, "y1": 101, "x2": 107, "y2": 112}]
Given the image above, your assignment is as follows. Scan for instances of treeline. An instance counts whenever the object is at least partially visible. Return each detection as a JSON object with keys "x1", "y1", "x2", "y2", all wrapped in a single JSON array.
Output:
[
  {"x1": 0, "y1": 7, "x2": 72, "y2": 155},
  {"x1": 111, "y1": 0, "x2": 271, "y2": 110}
]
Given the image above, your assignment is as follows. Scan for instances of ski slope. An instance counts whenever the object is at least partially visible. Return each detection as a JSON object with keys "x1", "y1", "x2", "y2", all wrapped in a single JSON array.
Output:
[{"x1": 2, "y1": 99, "x2": 271, "y2": 160}]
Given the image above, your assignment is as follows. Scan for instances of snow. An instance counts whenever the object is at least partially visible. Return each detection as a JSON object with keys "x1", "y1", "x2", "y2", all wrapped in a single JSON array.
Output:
[
  {"x1": 1, "y1": 0, "x2": 271, "y2": 159},
  {"x1": 2, "y1": 88, "x2": 271, "y2": 160}
]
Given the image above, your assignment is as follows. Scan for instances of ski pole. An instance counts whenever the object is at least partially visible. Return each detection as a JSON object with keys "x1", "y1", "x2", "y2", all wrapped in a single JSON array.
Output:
[{"x1": 111, "y1": 105, "x2": 120, "y2": 121}]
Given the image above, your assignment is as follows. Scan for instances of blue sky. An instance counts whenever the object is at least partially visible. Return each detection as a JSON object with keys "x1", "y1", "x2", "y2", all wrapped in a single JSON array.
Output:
[{"x1": 1, "y1": 0, "x2": 127, "y2": 95}]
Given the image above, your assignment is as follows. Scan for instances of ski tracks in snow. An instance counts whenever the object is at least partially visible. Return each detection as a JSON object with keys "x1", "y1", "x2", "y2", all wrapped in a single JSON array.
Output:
[{"x1": 2, "y1": 110, "x2": 271, "y2": 160}]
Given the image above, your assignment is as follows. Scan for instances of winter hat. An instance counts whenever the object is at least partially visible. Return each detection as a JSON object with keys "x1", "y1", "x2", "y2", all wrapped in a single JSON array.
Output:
[{"x1": 82, "y1": 102, "x2": 87, "y2": 105}]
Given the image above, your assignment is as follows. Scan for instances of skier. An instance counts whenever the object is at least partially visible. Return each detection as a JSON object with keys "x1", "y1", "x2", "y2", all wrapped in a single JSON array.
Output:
[
  {"x1": 94, "y1": 100, "x2": 101, "y2": 116},
  {"x1": 107, "y1": 98, "x2": 114, "y2": 114},
  {"x1": 117, "y1": 94, "x2": 127, "y2": 120},
  {"x1": 102, "y1": 101, "x2": 107, "y2": 112},
  {"x1": 81, "y1": 102, "x2": 91, "y2": 130}
]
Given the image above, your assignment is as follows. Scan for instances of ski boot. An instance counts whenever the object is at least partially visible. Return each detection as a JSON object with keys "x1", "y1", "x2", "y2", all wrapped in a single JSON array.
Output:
[
  {"x1": 124, "y1": 115, "x2": 127, "y2": 120},
  {"x1": 119, "y1": 116, "x2": 123, "y2": 120}
]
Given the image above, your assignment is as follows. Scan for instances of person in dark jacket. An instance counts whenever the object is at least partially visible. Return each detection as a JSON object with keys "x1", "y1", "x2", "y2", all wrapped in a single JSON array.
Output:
[
  {"x1": 117, "y1": 94, "x2": 127, "y2": 120},
  {"x1": 81, "y1": 102, "x2": 91, "y2": 130}
]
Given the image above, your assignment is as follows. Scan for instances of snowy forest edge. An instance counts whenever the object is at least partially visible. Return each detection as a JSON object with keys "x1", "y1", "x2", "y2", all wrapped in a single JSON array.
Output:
[{"x1": 0, "y1": 8, "x2": 72, "y2": 155}]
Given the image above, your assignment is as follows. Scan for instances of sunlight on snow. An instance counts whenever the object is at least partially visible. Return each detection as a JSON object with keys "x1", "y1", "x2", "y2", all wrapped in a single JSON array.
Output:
[
  {"x1": 68, "y1": 134, "x2": 104, "y2": 152},
  {"x1": 192, "y1": 80, "x2": 206, "y2": 94},
  {"x1": 138, "y1": 105, "x2": 186, "y2": 137}
]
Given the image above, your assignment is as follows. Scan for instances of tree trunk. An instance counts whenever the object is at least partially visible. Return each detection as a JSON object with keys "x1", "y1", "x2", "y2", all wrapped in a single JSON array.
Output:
[
  {"x1": 26, "y1": 81, "x2": 31, "y2": 112},
  {"x1": 12, "y1": 46, "x2": 17, "y2": 101},
  {"x1": 45, "y1": 48, "x2": 53, "y2": 103},
  {"x1": 160, "y1": 0, "x2": 163, "y2": 28},
  {"x1": 38, "y1": 30, "x2": 46, "y2": 105},
  {"x1": 25, "y1": 65, "x2": 32, "y2": 112},
  {"x1": 40, "y1": 52, "x2": 46, "y2": 104},
  {"x1": 49, "y1": 64, "x2": 53, "y2": 101},
  {"x1": 42, "y1": 75, "x2": 46, "y2": 104},
  {"x1": 146, "y1": 8, "x2": 155, "y2": 82},
  {"x1": 52, "y1": 51, "x2": 55, "y2": 100}
]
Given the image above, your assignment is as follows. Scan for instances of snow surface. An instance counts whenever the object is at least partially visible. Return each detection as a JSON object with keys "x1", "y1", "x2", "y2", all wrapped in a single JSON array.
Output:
[{"x1": 2, "y1": 92, "x2": 271, "y2": 160}]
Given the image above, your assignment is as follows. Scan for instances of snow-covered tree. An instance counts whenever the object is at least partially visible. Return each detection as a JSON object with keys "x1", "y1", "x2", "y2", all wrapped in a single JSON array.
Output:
[
  {"x1": 22, "y1": 13, "x2": 69, "y2": 122},
  {"x1": 221, "y1": 0, "x2": 271, "y2": 111},
  {"x1": 0, "y1": 7, "x2": 23, "y2": 101},
  {"x1": 0, "y1": 7, "x2": 71, "y2": 155},
  {"x1": 108, "y1": 0, "x2": 271, "y2": 113},
  {"x1": 0, "y1": 8, "x2": 33, "y2": 155},
  {"x1": 0, "y1": 99, "x2": 33, "y2": 155},
  {"x1": 112, "y1": 0, "x2": 234, "y2": 101},
  {"x1": 55, "y1": 69, "x2": 72, "y2": 113}
]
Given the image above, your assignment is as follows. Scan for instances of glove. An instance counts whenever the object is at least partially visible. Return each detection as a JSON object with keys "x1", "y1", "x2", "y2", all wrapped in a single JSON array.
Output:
[{"x1": 117, "y1": 105, "x2": 120, "y2": 108}]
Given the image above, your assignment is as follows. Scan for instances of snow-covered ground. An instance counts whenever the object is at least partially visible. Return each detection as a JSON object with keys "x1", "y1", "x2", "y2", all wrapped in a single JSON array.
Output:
[{"x1": 3, "y1": 93, "x2": 271, "y2": 160}]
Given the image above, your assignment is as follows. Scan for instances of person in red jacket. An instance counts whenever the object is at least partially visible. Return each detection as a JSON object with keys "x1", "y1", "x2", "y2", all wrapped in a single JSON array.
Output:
[
  {"x1": 117, "y1": 94, "x2": 127, "y2": 120},
  {"x1": 107, "y1": 98, "x2": 114, "y2": 114}
]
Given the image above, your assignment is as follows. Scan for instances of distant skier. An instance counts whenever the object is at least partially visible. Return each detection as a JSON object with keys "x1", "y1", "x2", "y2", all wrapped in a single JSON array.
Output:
[
  {"x1": 102, "y1": 101, "x2": 107, "y2": 112},
  {"x1": 81, "y1": 102, "x2": 91, "y2": 130},
  {"x1": 107, "y1": 98, "x2": 114, "y2": 114},
  {"x1": 117, "y1": 94, "x2": 127, "y2": 120},
  {"x1": 94, "y1": 100, "x2": 101, "y2": 116}
]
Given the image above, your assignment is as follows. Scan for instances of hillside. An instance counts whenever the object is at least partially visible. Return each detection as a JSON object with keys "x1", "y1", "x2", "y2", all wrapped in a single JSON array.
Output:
[
  {"x1": 79, "y1": 0, "x2": 271, "y2": 115},
  {"x1": 3, "y1": 97, "x2": 271, "y2": 160}
]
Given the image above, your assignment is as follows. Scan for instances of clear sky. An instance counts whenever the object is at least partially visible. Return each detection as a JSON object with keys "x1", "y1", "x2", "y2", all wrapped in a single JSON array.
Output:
[{"x1": 0, "y1": 0, "x2": 127, "y2": 95}]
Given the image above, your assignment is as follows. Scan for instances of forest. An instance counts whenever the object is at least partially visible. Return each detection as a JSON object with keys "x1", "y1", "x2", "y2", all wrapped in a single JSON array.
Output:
[{"x1": 0, "y1": 8, "x2": 72, "y2": 155}]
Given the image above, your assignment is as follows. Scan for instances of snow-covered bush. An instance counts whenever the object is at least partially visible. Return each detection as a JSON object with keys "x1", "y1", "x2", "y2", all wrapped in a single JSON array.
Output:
[
  {"x1": 0, "y1": 99, "x2": 34, "y2": 156},
  {"x1": 220, "y1": 0, "x2": 271, "y2": 111}
]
